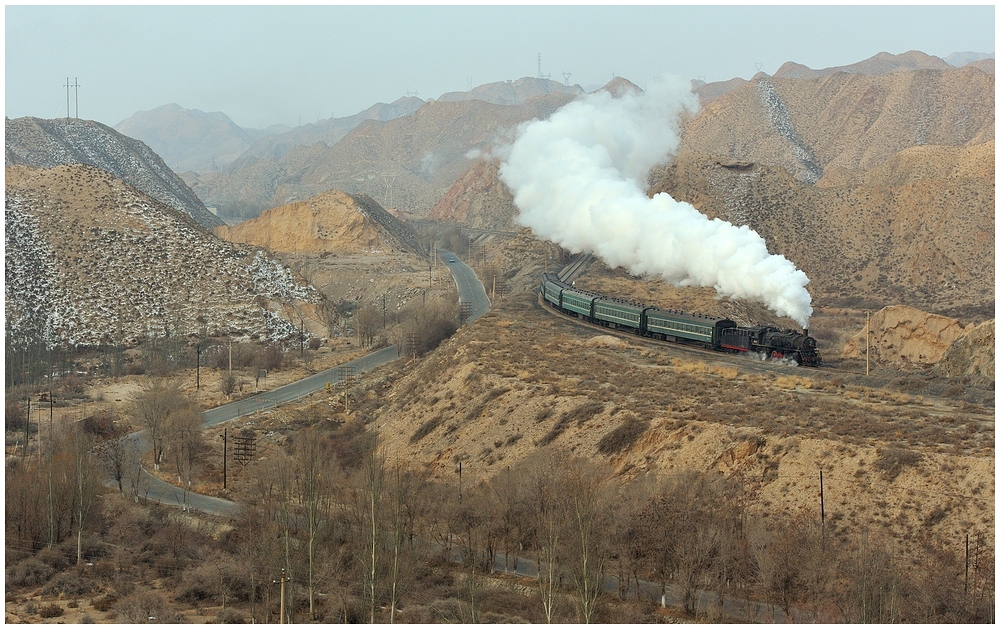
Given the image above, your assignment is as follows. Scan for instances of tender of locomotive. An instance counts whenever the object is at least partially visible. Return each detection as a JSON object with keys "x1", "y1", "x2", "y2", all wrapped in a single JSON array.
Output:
[{"x1": 541, "y1": 273, "x2": 822, "y2": 367}]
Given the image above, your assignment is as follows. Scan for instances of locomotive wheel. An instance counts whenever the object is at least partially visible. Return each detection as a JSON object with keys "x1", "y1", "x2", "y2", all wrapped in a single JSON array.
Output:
[{"x1": 771, "y1": 350, "x2": 783, "y2": 360}]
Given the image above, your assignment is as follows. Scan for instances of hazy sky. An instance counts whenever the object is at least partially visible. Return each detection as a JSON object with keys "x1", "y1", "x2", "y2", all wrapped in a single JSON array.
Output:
[{"x1": 5, "y1": 4, "x2": 995, "y2": 130}]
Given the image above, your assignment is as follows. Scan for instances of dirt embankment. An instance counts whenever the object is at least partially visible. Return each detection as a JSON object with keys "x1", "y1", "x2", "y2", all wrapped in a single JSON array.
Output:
[{"x1": 842, "y1": 306, "x2": 994, "y2": 381}]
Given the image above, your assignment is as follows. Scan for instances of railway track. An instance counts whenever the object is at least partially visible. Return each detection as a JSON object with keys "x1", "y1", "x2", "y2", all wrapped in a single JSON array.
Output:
[
  {"x1": 557, "y1": 252, "x2": 595, "y2": 284},
  {"x1": 536, "y1": 289, "x2": 995, "y2": 425}
]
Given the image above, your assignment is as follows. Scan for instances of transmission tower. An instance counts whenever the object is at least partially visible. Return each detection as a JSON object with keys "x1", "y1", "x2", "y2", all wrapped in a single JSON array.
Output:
[
  {"x1": 537, "y1": 53, "x2": 550, "y2": 80},
  {"x1": 562, "y1": 71, "x2": 572, "y2": 86},
  {"x1": 64, "y1": 77, "x2": 80, "y2": 119}
]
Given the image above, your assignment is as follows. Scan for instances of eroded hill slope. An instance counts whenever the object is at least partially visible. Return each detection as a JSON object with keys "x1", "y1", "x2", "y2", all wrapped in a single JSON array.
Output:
[
  {"x1": 213, "y1": 189, "x2": 422, "y2": 255},
  {"x1": 5, "y1": 116, "x2": 223, "y2": 228},
  {"x1": 5, "y1": 164, "x2": 324, "y2": 348}
]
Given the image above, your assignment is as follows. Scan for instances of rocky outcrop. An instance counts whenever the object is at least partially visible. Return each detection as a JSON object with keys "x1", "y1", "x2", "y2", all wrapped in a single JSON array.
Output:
[
  {"x1": 841, "y1": 305, "x2": 974, "y2": 367},
  {"x1": 935, "y1": 320, "x2": 995, "y2": 387}
]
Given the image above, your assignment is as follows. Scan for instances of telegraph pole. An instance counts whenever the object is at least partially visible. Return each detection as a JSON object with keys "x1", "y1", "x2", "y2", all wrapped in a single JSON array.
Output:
[
  {"x1": 275, "y1": 568, "x2": 288, "y2": 623},
  {"x1": 865, "y1": 311, "x2": 871, "y2": 376},
  {"x1": 819, "y1": 469, "x2": 826, "y2": 544},
  {"x1": 220, "y1": 429, "x2": 228, "y2": 490}
]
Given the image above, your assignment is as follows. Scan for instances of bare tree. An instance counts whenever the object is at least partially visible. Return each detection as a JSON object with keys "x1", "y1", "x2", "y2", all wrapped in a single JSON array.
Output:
[
  {"x1": 166, "y1": 400, "x2": 205, "y2": 510},
  {"x1": 129, "y1": 379, "x2": 187, "y2": 471},
  {"x1": 846, "y1": 528, "x2": 903, "y2": 623},
  {"x1": 561, "y1": 457, "x2": 614, "y2": 623},
  {"x1": 70, "y1": 428, "x2": 99, "y2": 565},
  {"x1": 298, "y1": 427, "x2": 335, "y2": 620},
  {"x1": 99, "y1": 431, "x2": 134, "y2": 497},
  {"x1": 515, "y1": 452, "x2": 565, "y2": 624},
  {"x1": 360, "y1": 434, "x2": 385, "y2": 623},
  {"x1": 356, "y1": 304, "x2": 382, "y2": 348}
]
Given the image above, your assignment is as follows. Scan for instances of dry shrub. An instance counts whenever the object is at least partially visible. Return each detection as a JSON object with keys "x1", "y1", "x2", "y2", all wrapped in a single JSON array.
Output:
[
  {"x1": 38, "y1": 602, "x2": 64, "y2": 618},
  {"x1": 775, "y1": 375, "x2": 813, "y2": 390},
  {"x1": 5, "y1": 396, "x2": 24, "y2": 430},
  {"x1": 6, "y1": 558, "x2": 54, "y2": 588},
  {"x1": 216, "y1": 607, "x2": 246, "y2": 623},
  {"x1": 410, "y1": 415, "x2": 445, "y2": 444},
  {"x1": 41, "y1": 571, "x2": 94, "y2": 597},
  {"x1": 114, "y1": 591, "x2": 180, "y2": 624},
  {"x1": 874, "y1": 447, "x2": 923, "y2": 482},
  {"x1": 537, "y1": 400, "x2": 605, "y2": 446},
  {"x1": 91, "y1": 593, "x2": 117, "y2": 612},
  {"x1": 258, "y1": 344, "x2": 284, "y2": 371},
  {"x1": 401, "y1": 296, "x2": 459, "y2": 356},
  {"x1": 597, "y1": 417, "x2": 650, "y2": 456}
]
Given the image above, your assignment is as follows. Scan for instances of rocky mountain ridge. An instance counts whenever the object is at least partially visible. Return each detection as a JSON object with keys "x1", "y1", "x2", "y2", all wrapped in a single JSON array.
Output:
[
  {"x1": 113, "y1": 103, "x2": 290, "y2": 174},
  {"x1": 692, "y1": 49, "x2": 994, "y2": 105},
  {"x1": 5, "y1": 116, "x2": 224, "y2": 228},
  {"x1": 185, "y1": 91, "x2": 577, "y2": 219},
  {"x1": 5, "y1": 164, "x2": 325, "y2": 349}
]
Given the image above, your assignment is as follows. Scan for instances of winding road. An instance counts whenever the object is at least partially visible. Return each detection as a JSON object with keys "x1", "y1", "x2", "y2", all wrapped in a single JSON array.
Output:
[{"x1": 132, "y1": 251, "x2": 490, "y2": 515}]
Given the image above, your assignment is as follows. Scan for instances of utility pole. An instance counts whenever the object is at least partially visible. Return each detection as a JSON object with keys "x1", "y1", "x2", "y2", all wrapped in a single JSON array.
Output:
[
  {"x1": 65, "y1": 77, "x2": 71, "y2": 119},
  {"x1": 24, "y1": 397, "x2": 30, "y2": 457},
  {"x1": 819, "y1": 469, "x2": 826, "y2": 544},
  {"x1": 275, "y1": 568, "x2": 288, "y2": 623},
  {"x1": 220, "y1": 429, "x2": 228, "y2": 490},
  {"x1": 865, "y1": 311, "x2": 870, "y2": 376},
  {"x1": 458, "y1": 461, "x2": 463, "y2": 502},
  {"x1": 74, "y1": 77, "x2": 80, "y2": 118},
  {"x1": 196, "y1": 343, "x2": 201, "y2": 390}
]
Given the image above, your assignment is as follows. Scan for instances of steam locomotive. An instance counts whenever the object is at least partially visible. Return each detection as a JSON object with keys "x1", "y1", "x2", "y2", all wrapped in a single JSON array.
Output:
[{"x1": 541, "y1": 274, "x2": 821, "y2": 367}]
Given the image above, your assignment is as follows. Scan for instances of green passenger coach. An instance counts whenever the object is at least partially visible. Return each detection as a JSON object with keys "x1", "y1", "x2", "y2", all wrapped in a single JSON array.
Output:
[
  {"x1": 645, "y1": 308, "x2": 735, "y2": 348},
  {"x1": 593, "y1": 297, "x2": 645, "y2": 331}
]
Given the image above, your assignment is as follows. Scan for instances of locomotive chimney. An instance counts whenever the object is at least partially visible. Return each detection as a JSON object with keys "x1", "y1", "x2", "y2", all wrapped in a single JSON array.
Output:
[{"x1": 804, "y1": 329, "x2": 809, "y2": 337}]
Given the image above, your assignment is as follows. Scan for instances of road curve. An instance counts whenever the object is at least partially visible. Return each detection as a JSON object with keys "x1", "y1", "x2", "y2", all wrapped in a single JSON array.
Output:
[{"x1": 131, "y1": 254, "x2": 486, "y2": 514}]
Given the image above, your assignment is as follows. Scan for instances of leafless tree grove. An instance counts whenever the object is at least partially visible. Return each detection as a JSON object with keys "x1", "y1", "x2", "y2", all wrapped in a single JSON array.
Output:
[{"x1": 6, "y1": 412, "x2": 994, "y2": 624}]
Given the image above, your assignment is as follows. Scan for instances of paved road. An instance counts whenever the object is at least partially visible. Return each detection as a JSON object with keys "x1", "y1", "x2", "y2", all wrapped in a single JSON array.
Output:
[
  {"x1": 436, "y1": 249, "x2": 490, "y2": 322},
  {"x1": 130, "y1": 253, "x2": 486, "y2": 515}
]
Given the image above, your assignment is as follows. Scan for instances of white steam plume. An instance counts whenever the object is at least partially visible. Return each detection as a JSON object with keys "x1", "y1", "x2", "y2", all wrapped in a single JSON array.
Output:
[{"x1": 498, "y1": 77, "x2": 813, "y2": 328}]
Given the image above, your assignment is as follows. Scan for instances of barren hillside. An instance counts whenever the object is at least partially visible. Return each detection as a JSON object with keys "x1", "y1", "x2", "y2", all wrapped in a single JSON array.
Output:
[
  {"x1": 679, "y1": 65, "x2": 993, "y2": 182},
  {"x1": 648, "y1": 145, "x2": 994, "y2": 319},
  {"x1": 5, "y1": 116, "x2": 223, "y2": 228},
  {"x1": 369, "y1": 290, "x2": 993, "y2": 554},
  {"x1": 5, "y1": 164, "x2": 325, "y2": 349},
  {"x1": 213, "y1": 189, "x2": 422, "y2": 255}
]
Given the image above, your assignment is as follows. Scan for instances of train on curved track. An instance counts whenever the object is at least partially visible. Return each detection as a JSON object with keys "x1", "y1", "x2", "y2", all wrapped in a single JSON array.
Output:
[{"x1": 541, "y1": 273, "x2": 822, "y2": 367}]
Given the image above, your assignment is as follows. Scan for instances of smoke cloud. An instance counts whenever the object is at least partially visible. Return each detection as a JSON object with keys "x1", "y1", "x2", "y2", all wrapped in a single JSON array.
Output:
[{"x1": 498, "y1": 77, "x2": 813, "y2": 328}]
